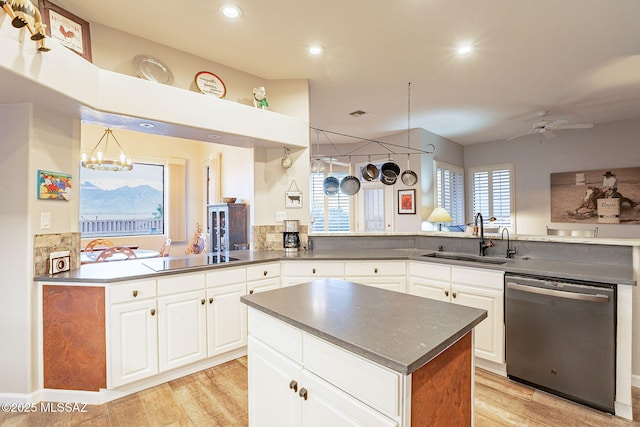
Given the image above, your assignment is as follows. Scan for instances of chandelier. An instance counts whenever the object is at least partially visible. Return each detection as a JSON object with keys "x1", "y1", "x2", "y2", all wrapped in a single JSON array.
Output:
[{"x1": 81, "y1": 128, "x2": 133, "y2": 171}]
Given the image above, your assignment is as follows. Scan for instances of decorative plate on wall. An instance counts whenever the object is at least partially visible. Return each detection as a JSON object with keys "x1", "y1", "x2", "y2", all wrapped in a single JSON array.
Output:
[
  {"x1": 194, "y1": 71, "x2": 227, "y2": 98},
  {"x1": 132, "y1": 55, "x2": 174, "y2": 85}
]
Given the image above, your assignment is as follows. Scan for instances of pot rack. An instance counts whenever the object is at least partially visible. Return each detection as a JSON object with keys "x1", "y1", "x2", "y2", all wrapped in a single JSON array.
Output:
[{"x1": 309, "y1": 127, "x2": 436, "y2": 161}]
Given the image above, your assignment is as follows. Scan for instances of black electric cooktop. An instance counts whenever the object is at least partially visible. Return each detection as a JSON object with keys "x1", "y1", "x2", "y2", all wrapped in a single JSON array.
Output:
[{"x1": 144, "y1": 254, "x2": 238, "y2": 272}]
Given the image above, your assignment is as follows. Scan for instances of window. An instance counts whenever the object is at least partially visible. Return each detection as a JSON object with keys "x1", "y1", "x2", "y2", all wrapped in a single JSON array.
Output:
[
  {"x1": 310, "y1": 172, "x2": 351, "y2": 232},
  {"x1": 435, "y1": 161, "x2": 465, "y2": 226},
  {"x1": 80, "y1": 163, "x2": 165, "y2": 237},
  {"x1": 468, "y1": 163, "x2": 514, "y2": 229}
]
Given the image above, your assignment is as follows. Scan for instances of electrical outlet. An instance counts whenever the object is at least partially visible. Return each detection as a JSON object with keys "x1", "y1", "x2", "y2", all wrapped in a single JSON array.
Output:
[{"x1": 276, "y1": 211, "x2": 287, "y2": 222}]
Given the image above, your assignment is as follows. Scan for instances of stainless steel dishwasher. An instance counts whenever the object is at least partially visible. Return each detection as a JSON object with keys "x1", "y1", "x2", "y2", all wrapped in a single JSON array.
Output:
[{"x1": 505, "y1": 274, "x2": 616, "y2": 413}]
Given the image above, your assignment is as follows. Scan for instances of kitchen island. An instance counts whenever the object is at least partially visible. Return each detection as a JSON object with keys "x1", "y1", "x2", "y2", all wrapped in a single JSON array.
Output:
[{"x1": 241, "y1": 278, "x2": 487, "y2": 426}]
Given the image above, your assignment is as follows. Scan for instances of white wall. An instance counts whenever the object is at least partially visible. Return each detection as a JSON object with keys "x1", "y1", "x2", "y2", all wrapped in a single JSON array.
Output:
[{"x1": 464, "y1": 117, "x2": 640, "y2": 238}]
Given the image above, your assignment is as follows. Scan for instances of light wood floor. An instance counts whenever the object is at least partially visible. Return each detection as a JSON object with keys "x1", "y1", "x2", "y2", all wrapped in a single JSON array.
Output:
[{"x1": 2, "y1": 357, "x2": 638, "y2": 426}]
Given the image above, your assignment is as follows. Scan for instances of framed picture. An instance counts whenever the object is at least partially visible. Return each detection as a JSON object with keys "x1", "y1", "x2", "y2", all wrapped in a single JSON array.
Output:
[
  {"x1": 398, "y1": 189, "x2": 416, "y2": 214},
  {"x1": 285, "y1": 191, "x2": 303, "y2": 209},
  {"x1": 38, "y1": 170, "x2": 72, "y2": 200},
  {"x1": 39, "y1": 0, "x2": 92, "y2": 62}
]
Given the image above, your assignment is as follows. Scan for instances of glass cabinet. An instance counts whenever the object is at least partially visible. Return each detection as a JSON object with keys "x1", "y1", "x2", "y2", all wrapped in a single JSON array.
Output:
[{"x1": 207, "y1": 203, "x2": 247, "y2": 252}]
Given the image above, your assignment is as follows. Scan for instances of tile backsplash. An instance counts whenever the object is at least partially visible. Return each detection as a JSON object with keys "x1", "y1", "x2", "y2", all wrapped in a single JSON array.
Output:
[
  {"x1": 252, "y1": 225, "x2": 308, "y2": 251},
  {"x1": 34, "y1": 232, "x2": 81, "y2": 276}
]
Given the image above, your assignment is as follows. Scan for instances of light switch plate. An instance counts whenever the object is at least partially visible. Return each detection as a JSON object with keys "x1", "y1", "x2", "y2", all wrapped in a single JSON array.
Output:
[
  {"x1": 276, "y1": 211, "x2": 287, "y2": 222},
  {"x1": 41, "y1": 212, "x2": 51, "y2": 229}
]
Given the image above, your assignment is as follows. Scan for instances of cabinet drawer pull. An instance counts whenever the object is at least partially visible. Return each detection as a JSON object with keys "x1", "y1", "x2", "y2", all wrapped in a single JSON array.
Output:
[
  {"x1": 374, "y1": 268, "x2": 378, "y2": 274},
  {"x1": 452, "y1": 292, "x2": 457, "y2": 299},
  {"x1": 289, "y1": 380, "x2": 298, "y2": 392},
  {"x1": 444, "y1": 290, "x2": 449, "y2": 297},
  {"x1": 263, "y1": 270, "x2": 268, "y2": 276},
  {"x1": 132, "y1": 290, "x2": 138, "y2": 298},
  {"x1": 312, "y1": 268, "x2": 316, "y2": 274},
  {"x1": 209, "y1": 297, "x2": 214, "y2": 304},
  {"x1": 201, "y1": 298, "x2": 206, "y2": 305},
  {"x1": 249, "y1": 289, "x2": 254, "y2": 294},
  {"x1": 150, "y1": 309, "x2": 156, "y2": 316},
  {"x1": 299, "y1": 388, "x2": 308, "y2": 400}
]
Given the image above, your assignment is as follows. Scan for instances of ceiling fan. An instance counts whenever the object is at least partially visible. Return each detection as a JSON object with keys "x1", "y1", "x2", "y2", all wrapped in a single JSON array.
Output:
[{"x1": 506, "y1": 112, "x2": 594, "y2": 141}]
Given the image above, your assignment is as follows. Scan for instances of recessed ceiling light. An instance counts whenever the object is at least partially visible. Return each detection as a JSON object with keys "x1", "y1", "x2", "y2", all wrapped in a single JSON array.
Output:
[
  {"x1": 139, "y1": 123, "x2": 154, "y2": 128},
  {"x1": 457, "y1": 45, "x2": 473, "y2": 55},
  {"x1": 221, "y1": 4, "x2": 241, "y2": 18},
  {"x1": 308, "y1": 45, "x2": 323, "y2": 55}
]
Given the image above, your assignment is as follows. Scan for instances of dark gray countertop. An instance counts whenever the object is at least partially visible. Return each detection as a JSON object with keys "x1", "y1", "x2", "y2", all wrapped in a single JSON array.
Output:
[
  {"x1": 241, "y1": 278, "x2": 487, "y2": 375},
  {"x1": 35, "y1": 248, "x2": 636, "y2": 286}
]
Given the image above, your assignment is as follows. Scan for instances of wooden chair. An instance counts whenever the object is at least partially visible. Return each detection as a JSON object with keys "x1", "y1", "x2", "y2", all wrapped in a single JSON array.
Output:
[
  {"x1": 85, "y1": 238, "x2": 114, "y2": 252},
  {"x1": 159, "y1": 239, "x2": 172, "y2": 257},
  {"x1": 546, "y1": 226, "x2": 598, "y2": 237},
  {"x1": 95, "y1": 246, "x2": 138, "y2": 262}
]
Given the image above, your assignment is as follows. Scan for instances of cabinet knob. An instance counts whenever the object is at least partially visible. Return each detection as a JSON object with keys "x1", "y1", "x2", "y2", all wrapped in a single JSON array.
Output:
[
  {"x1": 312, "y1": 268, "x2": 316, "y2": 274},
  {"x1": 249, "y1": 289, "x2": 254, "y2": 294},
  {"x1": 452, "y1": 292, "x2": 457, "y2": 299},
  {"x1": 201, "y1": 298, "x2": 206, "y2": 305},
  {"x1": 150, "y1": 309, "x2": 156, "y2": 316},
  {"x1": 299, "y1": 388, "x2": 308, "y2": 400},
  {"x1": 132, "y1": 290, "x2": 138, "y2": 298},
  {"x1": 374, "y1": 268, "x2": 378, "y2": 274},
  {"x1": 209, "y1": 297, "x2": 214, "y2": 304},
  {"x1": 263, "y1": 270, "x2": 268, "y2": 276},
  {"x1": 444, "y1": 290, "x2": 449, "y2": 297},
  {"x1": 289, "y1": 380, "x2": 298, "y2": 392}
]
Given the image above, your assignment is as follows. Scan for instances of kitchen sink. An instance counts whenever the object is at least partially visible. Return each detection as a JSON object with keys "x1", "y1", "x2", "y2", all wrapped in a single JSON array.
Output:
[{"x1": 422, "y1": 252, "x2": 507, "y2": 265}]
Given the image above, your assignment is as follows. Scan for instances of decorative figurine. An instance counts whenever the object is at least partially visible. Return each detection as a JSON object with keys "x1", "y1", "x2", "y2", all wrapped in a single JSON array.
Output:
[
  {"x1": 1, "y1": 0, "x2": 50, "y2": 51},
  {"x1": 186, "y1": 223, "x2": 208, "y2": 255},
  {"x1": 253, "y1": 86, "x2": 269, "y2": 109}
]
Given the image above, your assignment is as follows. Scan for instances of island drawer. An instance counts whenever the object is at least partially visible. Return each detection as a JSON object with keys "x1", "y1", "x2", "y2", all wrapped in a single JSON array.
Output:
[
  {"x1": 344, "y1": 261, "x2": 406, "y2": 276},
  {"x1": 247, "y1": 262, "x2": 280, "y2": 282},
  {"x1": 110, "y1": 279, "x2": 157, "y2": 304},
  {"x1": 280, "y1": 261, "x2": 345, "y2": 277},
  {"x1": 206, "y1": 267, "x2": 246, "y2": 288},
  {"x1": 157, "y1": 273, "x2": 206, "y2": 296},
  {"x1": 248, "y1": 308, "x2": 302, "y2": 363},
  {"x1": 303, "y1": 334, "x2": 402, "y2": 418}
]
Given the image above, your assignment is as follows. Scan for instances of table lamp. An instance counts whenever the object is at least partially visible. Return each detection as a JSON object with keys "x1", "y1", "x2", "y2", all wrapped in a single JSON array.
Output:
[{"x1": 427, "y1": 208, "x2": 452, "y2": 231}]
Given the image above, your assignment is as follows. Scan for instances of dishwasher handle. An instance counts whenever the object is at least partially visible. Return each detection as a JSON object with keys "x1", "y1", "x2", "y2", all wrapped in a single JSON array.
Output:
[{"x1": 507, "y1": 282, "x2": 610, "y2": 303}]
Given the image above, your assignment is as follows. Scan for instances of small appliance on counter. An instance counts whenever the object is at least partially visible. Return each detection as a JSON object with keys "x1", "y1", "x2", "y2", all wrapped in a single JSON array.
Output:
[{"x1": 282, "y1": 220, "x2": 300, "y2": 253}]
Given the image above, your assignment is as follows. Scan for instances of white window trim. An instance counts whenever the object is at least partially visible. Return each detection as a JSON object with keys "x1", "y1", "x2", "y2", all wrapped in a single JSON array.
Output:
[{"x1": 434, "y1": 160, "x2": 465, "y2": 227}]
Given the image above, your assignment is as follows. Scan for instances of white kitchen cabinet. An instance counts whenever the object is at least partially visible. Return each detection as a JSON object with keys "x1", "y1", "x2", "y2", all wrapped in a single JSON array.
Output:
[
  {"x1": 205, "y1": 267, "x2": 247, "y2": 357},
  {"x1": 247, "y1": 262, "x2": 281, "y2": 294},
  {"x1": 280, "y1": 261, "x2": 345, "y2": 287},
  {"x1": 344, "y1": 261, "x2": 407, "y2": 293},
  {"x1": 408, "y1": 261, "x2": 505, "y2": 366},
  {"x1": 157, "y1": 289, "x2": 208, "y2": 372},
  {"x1": 109, "y1": 279, "x2": 158, "y2": 388},
  {"x1": 247, "y1": 309, "x2": 400, "y2": 427}
]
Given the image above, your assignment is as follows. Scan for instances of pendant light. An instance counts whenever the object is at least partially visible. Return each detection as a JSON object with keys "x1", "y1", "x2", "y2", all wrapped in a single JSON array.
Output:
[{"x1": 81, "y1": 128, "x2": 133, "y2": 171}]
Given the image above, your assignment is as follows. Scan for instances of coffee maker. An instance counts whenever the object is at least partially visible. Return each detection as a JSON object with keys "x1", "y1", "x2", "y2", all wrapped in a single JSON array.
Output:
[{"x1": 282, "y1": 220, "x2": 300, "y2": 253}]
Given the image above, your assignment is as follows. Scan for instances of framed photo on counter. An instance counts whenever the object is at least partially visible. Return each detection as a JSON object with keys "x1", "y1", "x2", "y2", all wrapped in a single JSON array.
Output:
[
  {"x1": 398, "y1": 189, "x2": 416, "y2": 214},
  {"x1": 39, "y1": 0, "x2": 92, "y2": 62}
]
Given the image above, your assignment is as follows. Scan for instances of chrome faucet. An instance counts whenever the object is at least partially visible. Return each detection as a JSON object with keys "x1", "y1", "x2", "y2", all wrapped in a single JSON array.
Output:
[
  {"x1": 501, "y1": 228, "x2": 516, "y2": 259},
  {"x1": 474, "y1": 212, "x2": 494, "y2": 256}
]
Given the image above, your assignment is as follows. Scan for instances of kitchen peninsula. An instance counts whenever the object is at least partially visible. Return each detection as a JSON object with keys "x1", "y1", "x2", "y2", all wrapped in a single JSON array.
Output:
[{"x1": 241, "y1": 278, "x2": 487, "y2": 426}]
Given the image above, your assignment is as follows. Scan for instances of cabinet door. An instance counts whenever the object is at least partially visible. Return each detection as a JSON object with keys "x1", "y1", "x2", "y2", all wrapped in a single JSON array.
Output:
[
  {"x1": 248, "y1": 336, "x2": 301, "y2": 427},
  {"x1": 110, "y1": 299, "x2": 158, "y2": 387},
  {"x1": 207, "y1": 283, "x2": 247, "y2": 356},
  {"x1": 408, "y1": 277, "x2": 450, "y2": 302},
  {"x1": 158, "y1": 290, "x2": 207, "y2": 372},
  {"x1": 301, "y1": 370, "x2": 398, "y2": 427},
  {"x1": 452, "y1": 283, "x2": 504, "y2": 363}
]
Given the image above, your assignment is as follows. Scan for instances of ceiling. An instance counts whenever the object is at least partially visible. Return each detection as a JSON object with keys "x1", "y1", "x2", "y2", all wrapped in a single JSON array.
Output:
[{"x1": 51, "y1": 0, "x2": 640, "y2": 145}]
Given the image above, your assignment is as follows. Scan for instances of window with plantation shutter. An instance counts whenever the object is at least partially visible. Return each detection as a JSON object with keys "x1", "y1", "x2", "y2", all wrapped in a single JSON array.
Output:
[
  {"x1": 435, "y1": 161, "x2": 465, "y2": 226},
  {"x1": 469, "y1": 164, "x2": 514, "y2": 230},
  {"x1": 310, "y1": 172, "x2": 351, "y2": 232}
]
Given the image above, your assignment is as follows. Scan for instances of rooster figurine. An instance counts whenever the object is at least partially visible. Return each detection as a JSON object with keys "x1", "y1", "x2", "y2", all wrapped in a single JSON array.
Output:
[{"x1": 1, "y1": 0, "x2": 50, "y2": 51}]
